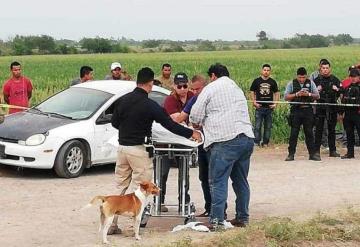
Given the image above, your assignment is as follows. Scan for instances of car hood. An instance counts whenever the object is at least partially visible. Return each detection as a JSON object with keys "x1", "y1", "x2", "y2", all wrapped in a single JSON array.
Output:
[{"x1": 0, "y1": 111, "x2": 75, "y2": 141}]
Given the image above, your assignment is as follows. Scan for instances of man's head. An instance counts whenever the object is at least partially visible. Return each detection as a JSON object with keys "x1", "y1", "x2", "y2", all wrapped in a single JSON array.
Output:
[
  {"x1": 173, "y1": 72, "x2": 189, "y2": 97},
  {"x1": 349, "y1": 68, "x2": 360, "y2": 84},
  {"x1": 110, "y1": 62, "x2": 122, "y2": 79},
  {"x1": 80, "y1": 66, "x2": 94, "y2": 82},
  {"x1": 191, "y1": 75, "x2": 206, "y2": 96},
  {"x1": 319, "y1": 59, "x2": 331, "y2": 77},
  {"x1": 296, "y1": 67, "x2": 308, "y2": 83},
  {"x1": 261, "y1": 64, "x2": 271, "y2": 79},
  {"x1": 207, "y1": 63, "x2": 229, "y2": 82},
  {"x1": 10, "y1": 61, "x2": 22, "y2": 78},
  {"x1": 161, "y1": 63, "x2": 172, "y2": 78},
  {"x1": 136, "y1": 67, "x2": 154, "y2": 93}
]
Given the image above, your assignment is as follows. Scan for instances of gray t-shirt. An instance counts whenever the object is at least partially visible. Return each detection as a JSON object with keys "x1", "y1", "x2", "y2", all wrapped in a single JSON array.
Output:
[{"x1": 70, "y1": 78, "x2": 81, "y2": 86}]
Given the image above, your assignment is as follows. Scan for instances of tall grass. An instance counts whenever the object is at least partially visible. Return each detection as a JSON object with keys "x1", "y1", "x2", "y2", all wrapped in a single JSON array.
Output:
[{"x1": 1, "y1": 46, "x2": 359, "y2": 142}]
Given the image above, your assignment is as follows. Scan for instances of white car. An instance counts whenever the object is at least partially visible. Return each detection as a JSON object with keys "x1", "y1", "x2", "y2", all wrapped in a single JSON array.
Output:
[{"x1": 0, "y1": 81, "x2": 170, "y2": 178}]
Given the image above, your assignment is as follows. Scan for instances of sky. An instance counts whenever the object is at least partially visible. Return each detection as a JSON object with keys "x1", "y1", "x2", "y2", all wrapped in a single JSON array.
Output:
[{"x1": 1, "y1": 0, "x2": 359, "y2": 41}]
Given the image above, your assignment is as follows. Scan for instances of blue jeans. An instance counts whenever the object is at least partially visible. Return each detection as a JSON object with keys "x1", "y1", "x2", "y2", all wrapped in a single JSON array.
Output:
[
  {"x1": 254, "y1": 108, "x2": 273, "y2": 145},
  {"x1": 208, "y1": 134, "x2": 254, "y2": 224}
]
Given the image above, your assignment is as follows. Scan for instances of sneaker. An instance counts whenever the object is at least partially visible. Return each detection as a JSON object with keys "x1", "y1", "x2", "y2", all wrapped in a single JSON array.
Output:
[
  {"x1": 161, "y1": 205, "x2": 169, "y2": 212},
  {"x1": 329, "y1": 151, "x2": 340, "y2": 157},
  {"x1": 261, "y1": 143, "x2": 269, "y2": 148},
  {"x1": 285, "y1": 154, "x2": 294, "y2": 161},
  {"x1": 229, "y1": 218, "x2": 248, "y2": 228},
  {"x1": 107, "y1": 225, "x2": 122, "y2": 235},
  {"x1": 341, "y1": 154, "x2": 354, "y2": 159},
  {"x1": 309, "y1": 153, "x2": 321, "y2": 161}
]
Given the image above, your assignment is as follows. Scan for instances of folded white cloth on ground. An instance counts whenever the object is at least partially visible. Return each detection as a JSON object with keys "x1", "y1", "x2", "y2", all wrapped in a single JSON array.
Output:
[{"x1": 171, "y1": 221, "x2": 234, "y2": 232}]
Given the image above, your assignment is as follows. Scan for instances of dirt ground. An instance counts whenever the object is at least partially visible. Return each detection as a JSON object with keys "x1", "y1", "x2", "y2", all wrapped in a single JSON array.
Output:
[{"x1": 1, "y1": 144, "x2": 360, "y2": 247}]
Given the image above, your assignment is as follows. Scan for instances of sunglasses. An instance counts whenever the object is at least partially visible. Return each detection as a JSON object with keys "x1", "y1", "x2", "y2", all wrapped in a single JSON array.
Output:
[{"x1": 176, "y1": 84, "x2": 188, "y2": 89}]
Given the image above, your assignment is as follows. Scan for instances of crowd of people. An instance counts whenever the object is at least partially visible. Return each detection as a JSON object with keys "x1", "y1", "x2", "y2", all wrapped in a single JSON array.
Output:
[{"x1": 1, "y1": 59, "x2": 359, "y2": 231}]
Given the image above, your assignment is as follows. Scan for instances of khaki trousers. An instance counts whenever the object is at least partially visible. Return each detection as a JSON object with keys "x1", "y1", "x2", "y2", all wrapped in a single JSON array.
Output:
[{"x1": 115, "y1": 145, "x2": 153, "y2": 195}]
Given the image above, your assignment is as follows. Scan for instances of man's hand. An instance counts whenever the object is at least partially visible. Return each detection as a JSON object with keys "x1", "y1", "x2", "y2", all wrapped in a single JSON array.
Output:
[
  {"x1": 332, "y1": 85, "x2": 339, "y2": 91},
  {"x1": 191, "y1": 130, "x2": 202, "y2": 142},
  {"x1": 317, "y1": 85, "x2": 322, "y2": 91},
  {"x1": 269, "y1": 104, "x2": 276, "y2": 109},
  {"x1": 253, "y1": 102, "x2": 261, "y2": 109}
]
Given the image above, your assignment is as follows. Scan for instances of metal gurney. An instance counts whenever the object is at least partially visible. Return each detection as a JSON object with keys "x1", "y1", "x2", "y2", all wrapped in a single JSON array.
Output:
[{"x1": 141, "y1": 123, "x2": 203, "y2": 226}]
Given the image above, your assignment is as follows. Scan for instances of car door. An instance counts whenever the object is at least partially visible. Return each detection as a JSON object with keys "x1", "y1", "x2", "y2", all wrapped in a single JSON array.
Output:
[{"x1": 92, "y1": 102, "x2": 118, "y2": 163}]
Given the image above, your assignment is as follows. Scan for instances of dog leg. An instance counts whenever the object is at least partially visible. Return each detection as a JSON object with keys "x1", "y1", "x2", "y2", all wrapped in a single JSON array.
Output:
[
  {"x1": 134, "y1": 213, "x2": 142, "y2": 240},
  {"x1": 99, "y1": 210, "x2": 105, "y2": 232},
  {"x1": 102, "y1": 215, "x2": 114, "y2": 244}
]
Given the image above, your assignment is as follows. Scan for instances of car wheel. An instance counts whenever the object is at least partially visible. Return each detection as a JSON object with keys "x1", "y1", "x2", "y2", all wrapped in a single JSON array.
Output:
[{"x1": 54, "y1": 140, "x2": 88, "y2": 178}]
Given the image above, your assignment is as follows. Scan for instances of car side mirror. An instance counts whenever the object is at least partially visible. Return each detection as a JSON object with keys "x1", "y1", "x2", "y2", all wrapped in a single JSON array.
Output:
[{"x1": 96, "y1": 114, "x2": 112, "y2": 125}]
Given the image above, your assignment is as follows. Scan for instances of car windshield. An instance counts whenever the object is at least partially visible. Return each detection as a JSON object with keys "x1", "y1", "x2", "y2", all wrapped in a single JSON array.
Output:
[{"x1": 35, "y1": 87, "x2": 113, "y2": 120}]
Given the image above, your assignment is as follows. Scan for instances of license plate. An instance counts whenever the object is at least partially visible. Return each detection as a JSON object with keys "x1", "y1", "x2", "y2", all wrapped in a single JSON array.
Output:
[{"x1": 0, "y1": 144, "x2": 5, "y2": 158}]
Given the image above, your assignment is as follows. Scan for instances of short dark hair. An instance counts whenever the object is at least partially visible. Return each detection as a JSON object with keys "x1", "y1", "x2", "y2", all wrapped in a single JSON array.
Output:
[
  {"x1": 207, "y1": 63, "x2": 230, "y2": 78},
  {"x1": 262, "y1": 64, "x2": 271, "y2": 69},
  {"x1": 153, "y1": 79, "x2": 162, "y2": 86},
  {"x1": 80, "y1": 66, "x2": 93, "y2": 78},
  {"x1": 162, "y1": 63, "x2": 171, "y2": 69},
  {"x1": 319, "y1": 59, "x2": 330, "y2": 66},
  {"x1": 10, "y1": 61, "x2": 21, "y2": 69},
  {"x1": 297, "y1": 67, "x2": 307, "y2": 76},
  {"x1": 137, "y1": 67, "x2": 154, "y2": 84}
]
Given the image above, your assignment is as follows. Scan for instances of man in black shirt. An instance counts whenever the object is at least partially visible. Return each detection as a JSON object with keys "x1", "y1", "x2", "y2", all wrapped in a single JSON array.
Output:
[
  {"x1": 250, "y1": 64, "x2": 279, "y2": 147},
  {"x1": 314, "y1": 60, "x2": 341, "y2": 157},
  {"x1": 109, "y1": 67, "x2": 201, "y2": 234}
]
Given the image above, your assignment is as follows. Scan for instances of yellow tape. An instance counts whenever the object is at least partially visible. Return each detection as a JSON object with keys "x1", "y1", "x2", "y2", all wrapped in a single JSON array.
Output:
[{"x1": 0, "y1": 104, "x2": 29, "y2": 110}]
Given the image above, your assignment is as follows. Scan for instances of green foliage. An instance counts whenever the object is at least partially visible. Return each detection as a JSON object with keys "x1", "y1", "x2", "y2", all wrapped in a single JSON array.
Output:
[
  {"x1": 80, "y1": 37, "x2": 112, "y2": 53},
  {"x1": 142, "y1": 39, "x2": 162, "y2": 48},
  {"x1": 197, "y1": 40, "x2": 216, "y2": 51},
  {"x1": 0, "y1": 46, "x2": 359, "y2": 143}
]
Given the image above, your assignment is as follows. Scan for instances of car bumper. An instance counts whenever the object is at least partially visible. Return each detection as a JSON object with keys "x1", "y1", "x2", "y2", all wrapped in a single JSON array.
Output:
[{"x1": 0, "y1": 139, "x2": 60, "y2": 169}]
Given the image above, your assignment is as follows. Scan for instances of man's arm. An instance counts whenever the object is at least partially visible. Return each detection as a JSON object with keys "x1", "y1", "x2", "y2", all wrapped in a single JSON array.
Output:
[
  {"x1": 189, "y1": 90, "x2": 208, "y2": 125},
  {"x1": 27, "y1": 79, "x2": 33, "y2": 99},
  {"x1": 250, "y1": 91, "x2": 261, "y2": 109},
  {"x1": 111, "y1": 99, "x2": 121, "y2": 130},
  {"x1": 3, "y1": 84, "x2": 9, "y2": 104},
  {"x1": 152, "y1": 102, "x2": 201, "y2": 141},
  {"x1": 284, "y1": 81, "x2": 295, "y2": 101},
  {"x1": 174, "y1": 111, "x2": 189, "y2": 123}
]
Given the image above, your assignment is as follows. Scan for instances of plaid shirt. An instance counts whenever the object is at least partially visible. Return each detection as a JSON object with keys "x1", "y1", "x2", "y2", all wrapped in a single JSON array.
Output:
[{"x1": 190, "y1": 76, "x2": 254, "y2": 149}]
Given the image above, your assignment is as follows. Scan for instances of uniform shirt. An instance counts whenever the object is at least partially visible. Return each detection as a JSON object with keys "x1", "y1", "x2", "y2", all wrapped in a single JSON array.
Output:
[
  {"x1": 314, "y1": 74, "x2": 341, "y2": 114},
  {"x1": 3, "y1": 76, "x2": 33, "y2": 114},
  {"x1": 183, "y1": 95, "x2": 198, "y2": 114},
  {"x1": 190, "y1": 76, "x2": 254, "y2": 149},
  {"x1": 284, "y1": 80, "x2": 319, "y2": 98},
  {"x1": 155, "y1": 75, "x2": 174, "y2": 90},
  {"x1": 250, "y1": 77, "x2": 278, "y2": 107},
  {"x1": 111, "y1": 87, "x2": 193, "y2": 146},
  {"x1": 163, "y1": 91, "x2": 194, "y2": 115}
]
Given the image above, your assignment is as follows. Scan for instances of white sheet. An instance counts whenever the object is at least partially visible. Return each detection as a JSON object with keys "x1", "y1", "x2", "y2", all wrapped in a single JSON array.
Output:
[{"x1": 107, "y1": 122, "x2": 203, "y2": 148}]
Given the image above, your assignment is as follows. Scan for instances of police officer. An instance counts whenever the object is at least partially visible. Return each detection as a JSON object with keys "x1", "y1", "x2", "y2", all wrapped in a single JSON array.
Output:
[
  {"x1": 284, "y1": 67, "x2": 320, "y2": 161},
  {"x1": 108, "y1": 67, "x2": 202, "y2": 234},
  {"x1": 314, "y1": 60, "x2": 342, "y2": 157},
  {"x1": 341, "y1": 68, "x2": 360, "y2": 159}
]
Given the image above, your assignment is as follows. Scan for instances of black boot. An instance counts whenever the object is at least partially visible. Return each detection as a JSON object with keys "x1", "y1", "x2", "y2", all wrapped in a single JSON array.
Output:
[
  {"x1": 341, "y1": 153, "x2": 354, "y2": 159},
  {"x1": 309, "y1": 152, "x2": 321, "y2": 161},
  {"x1": 329, "y1": 151, "x2": 340, "y2": 157},
  {"x1": 285, "y1": 154, "x2": 294, "y2": 161}
]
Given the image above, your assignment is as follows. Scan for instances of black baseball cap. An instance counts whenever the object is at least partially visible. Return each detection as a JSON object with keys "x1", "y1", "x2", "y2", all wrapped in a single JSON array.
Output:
[{"x1": 174, "y1": 72, "x2": 188, "y2": 84}]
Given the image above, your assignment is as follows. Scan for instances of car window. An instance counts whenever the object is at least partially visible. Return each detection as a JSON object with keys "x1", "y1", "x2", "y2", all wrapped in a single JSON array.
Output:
[
  {"x1": 149, "y1": 91, "x2": 167, "y2": 107},
  {"x1": 36, "y1": 87, "x2": 113, "y2": 120}
]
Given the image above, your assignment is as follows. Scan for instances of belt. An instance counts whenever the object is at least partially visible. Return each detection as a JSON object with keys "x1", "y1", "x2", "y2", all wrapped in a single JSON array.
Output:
[{"x1": 236, "y1": 133, "x2": 247, "y2": 138}]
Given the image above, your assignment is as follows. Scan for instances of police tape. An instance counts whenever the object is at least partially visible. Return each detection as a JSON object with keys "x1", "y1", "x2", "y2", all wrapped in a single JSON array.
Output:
[
  {"x1": 249, "y1": 100, "x2": 360, "y2": 107},
  {"x1": 0, "y1": 104, "x2": 29, "y2": 110}
]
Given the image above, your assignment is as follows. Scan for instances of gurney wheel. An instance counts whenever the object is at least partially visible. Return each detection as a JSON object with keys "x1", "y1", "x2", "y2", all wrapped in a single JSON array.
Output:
[
  {"x1": 184, "y1": 216, "x2": 196, "y2": 225},
  {"x1": 140, "y1": 204, "x2": 151, "y2": 228}
]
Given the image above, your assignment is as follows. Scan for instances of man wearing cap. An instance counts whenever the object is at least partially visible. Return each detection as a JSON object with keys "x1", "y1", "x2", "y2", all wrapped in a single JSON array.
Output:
[
  {"x1": 109, "y1": 67, "x2": 202, "y2": 234},
  {"x1": 156, "y1": 63, "x2": 174, "y2": 90},
  {"x1": 160, "y1": 72, "x2": 194, "y2": 212},
  {"x1": 104, "y1": 62, "x2": 132, "y2": 81},
  {"x1": 340, "y1": 68, "x2": 360, "y2": 159}
]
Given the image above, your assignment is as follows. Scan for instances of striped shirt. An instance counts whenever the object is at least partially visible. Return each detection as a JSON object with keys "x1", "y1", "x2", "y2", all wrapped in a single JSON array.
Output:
[{"x1": 189, "y1": 76, "x2": 254, "y2": 149}]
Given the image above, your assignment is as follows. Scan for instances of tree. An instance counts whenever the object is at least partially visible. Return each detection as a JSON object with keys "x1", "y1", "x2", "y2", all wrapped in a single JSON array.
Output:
[
  {"x1": 80, "y1": 37, "x2": 112, "y2": 53},
  {"x1": 35, "y1": 35, "x2": 56, "y2": 54},
  {"x1": 333, "y1": 34, "x2": 353, "y2": 45},
  {"x1": 256, "y1": 31, "x2": 268, "y2": 41},
  {"x1": 198, "y1": 40, "x2": 216, "y2": 51},
  {"x1": 142, "y1": 39, "x2": 162, "y2": 48}
]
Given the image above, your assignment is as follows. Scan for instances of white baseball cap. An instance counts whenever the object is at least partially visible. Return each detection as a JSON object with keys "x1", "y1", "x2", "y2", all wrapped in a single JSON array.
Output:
[{"x1": 110, "y1": 62, "x2": 122, "y2": 71}]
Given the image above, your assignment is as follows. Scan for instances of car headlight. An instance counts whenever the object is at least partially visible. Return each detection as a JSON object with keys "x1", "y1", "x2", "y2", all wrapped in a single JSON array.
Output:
[{"x1": 23, "y1": 134, "x2": 46, "y2": 146}]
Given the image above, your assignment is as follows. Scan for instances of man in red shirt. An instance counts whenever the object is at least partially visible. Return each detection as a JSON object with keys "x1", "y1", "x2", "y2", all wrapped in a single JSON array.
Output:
[
  {"x1": 3, "y1": 61, "x2": 33, "y2": 114},
  {"x1": 160, "y1": 72, "x2": 194, "y2": 212}
]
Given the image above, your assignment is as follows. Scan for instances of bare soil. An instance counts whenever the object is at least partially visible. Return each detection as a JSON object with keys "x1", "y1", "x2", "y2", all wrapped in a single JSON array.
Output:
[{"x1": 0, "y1": 144, "x2": 359, "y2": 247}]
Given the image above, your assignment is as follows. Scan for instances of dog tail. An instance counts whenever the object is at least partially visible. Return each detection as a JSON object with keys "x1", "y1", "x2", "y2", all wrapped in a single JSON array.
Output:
[{"x1": 80, "y1": 196, "x2": 106, "y2": 211}]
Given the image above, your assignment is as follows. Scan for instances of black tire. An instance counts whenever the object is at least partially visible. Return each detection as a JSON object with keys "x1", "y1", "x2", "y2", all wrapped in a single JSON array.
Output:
[{"x1": 54, "y1": 140, "x2": 88, "y2": 178}]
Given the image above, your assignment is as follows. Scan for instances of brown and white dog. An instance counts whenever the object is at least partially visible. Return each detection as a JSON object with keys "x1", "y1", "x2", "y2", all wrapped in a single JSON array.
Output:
[{"x1": 82, "y1": 181, "x2": 160, "y2": 244}]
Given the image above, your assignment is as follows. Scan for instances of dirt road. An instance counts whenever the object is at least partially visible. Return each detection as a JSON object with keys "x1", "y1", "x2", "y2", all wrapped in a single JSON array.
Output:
[{"x1": 1, "y1": 145, "x2": 359, "y2": 246}]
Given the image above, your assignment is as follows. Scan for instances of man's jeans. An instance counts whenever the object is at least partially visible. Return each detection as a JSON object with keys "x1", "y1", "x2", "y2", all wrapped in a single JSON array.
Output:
[
  {"x1": 208, "y1": 134, "x2": 254, "y2": 224},
  {"x1": 254, "y1": 108, "x2": 273, "y2": 145}
]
